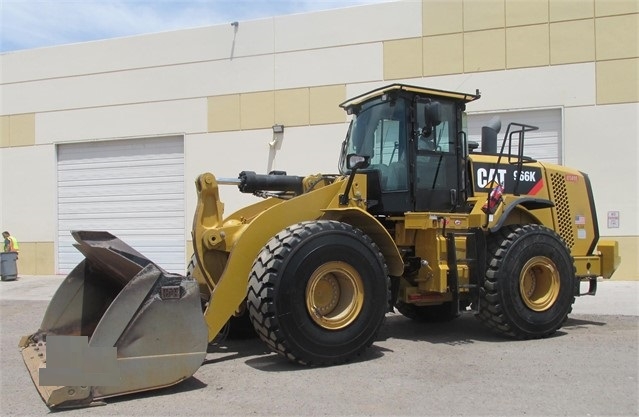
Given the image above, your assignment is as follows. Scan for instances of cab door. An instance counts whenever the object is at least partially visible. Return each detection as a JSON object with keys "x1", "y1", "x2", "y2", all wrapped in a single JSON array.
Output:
[{"x1": 413, "y1": 99, "x2": 461, "y2": 212}]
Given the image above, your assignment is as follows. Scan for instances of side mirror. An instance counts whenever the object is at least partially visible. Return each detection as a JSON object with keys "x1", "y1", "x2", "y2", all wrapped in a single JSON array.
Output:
[
  {"x1": 425, "y1": 102, "x2": 442, "y2": 127},
  {"x1": 340, "y1": 154, "x2": 370, "y2": 206},
  {"x1": 421, "y1": 102, "x2": 441, "y2": 137},
  {"x1": 346, "y1": 154, "x2": 370, "y2": 170}
]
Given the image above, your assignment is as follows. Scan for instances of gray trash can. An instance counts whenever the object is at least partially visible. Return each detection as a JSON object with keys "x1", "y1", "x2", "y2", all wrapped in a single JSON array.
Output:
[{"x1": 1, "y1": 251, "x2": 18, "y2": 281}]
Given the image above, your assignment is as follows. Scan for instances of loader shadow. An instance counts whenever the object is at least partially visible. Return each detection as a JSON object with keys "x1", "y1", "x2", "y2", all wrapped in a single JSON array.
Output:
[
  {"x1": 375, "y1": 312, "x2": 503, "y2": 346},
  {"x1": 79, "y1": 315, "x2": 610, "y2": 408},
  {"x1": 241, "y1": 313, "x2": 504, "y2": 371},
  {"x1": 243, "y1": 342, "x2": 390, "y2": 373},
  {"x1": 374, "y1": 312, "x2": 607, "y2": 346},
  {"x1": 229, "y1": 314, "x2": 501, "y2": 372},
  {"x1": 203, "y1": 337, "x2": 273, "y2": 366},
  {"x1": 562, "y1": 316, "x2": 607, "y2": 329},
  {"x1": 198, "y1": 314, "x2": 609, "y2": 375},
  {"x1": 104, "y1": 376, "x2": 208, "y2": 406}
]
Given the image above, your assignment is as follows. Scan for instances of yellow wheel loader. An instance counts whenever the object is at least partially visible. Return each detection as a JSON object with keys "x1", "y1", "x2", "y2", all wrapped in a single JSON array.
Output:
[{"x1": 19, "y1": 84, "x2": 620, "y2": 408}]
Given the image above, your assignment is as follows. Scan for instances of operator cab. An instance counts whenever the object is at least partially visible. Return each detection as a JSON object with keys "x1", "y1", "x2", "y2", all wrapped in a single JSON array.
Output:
[{"x1": 339, "y1": 84, "x2": 480, "y2": 215}]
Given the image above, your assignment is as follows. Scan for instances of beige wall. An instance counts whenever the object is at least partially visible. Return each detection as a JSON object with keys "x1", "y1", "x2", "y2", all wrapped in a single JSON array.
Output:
[
  {"x1": 13, "y1": 242, "x2": 55, "y2": 275},
  {"x1": 0, "y1": 114, "x2": 35, "y2": 147},
  {"x1": 1, "y1": 0, "x2": 637, "y2": 277},
  {"x1": 207, "y1": 85, "x2": 346, "y2": 132},
  {"x1": 610, "y1": 236, "x2": 639, "y2": 280},
  {"x1": 379, "y1": 0, "x2": 639, "y2": 107}
]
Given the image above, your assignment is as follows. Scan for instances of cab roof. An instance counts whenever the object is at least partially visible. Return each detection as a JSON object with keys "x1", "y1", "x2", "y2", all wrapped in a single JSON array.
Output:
[{"x1": 339, "y1": 83, "x2": 481, "y2": 110}]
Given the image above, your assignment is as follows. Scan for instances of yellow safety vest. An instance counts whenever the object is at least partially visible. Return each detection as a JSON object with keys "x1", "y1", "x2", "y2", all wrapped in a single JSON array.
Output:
[{"x1": 6, "y1": 236, "x2": 19, "y2": 252}]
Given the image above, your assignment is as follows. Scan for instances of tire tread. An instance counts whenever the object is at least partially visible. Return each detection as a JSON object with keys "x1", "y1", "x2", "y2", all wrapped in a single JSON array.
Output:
[
  {"x1": 247, "y1": 220, "x2": 389, "y2": 366},
  {"x1": 477, "y1": 224, "x2": 575, "y2": 339}
]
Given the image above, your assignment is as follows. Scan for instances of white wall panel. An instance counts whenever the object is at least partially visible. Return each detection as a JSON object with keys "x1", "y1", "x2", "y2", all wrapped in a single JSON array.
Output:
[
  {"x1": 274, "y1": 1, "x2": 418, "y2": 52},
  {"x1": 1, "y1": 145, "x2": 56, "y2": 241},
  {"x1": 185, "y1": 129, "x2": 277, "y2": 222},
  {"x1": 2, "y1": 55, "x2": 275, "y2": 114},
  {"x1": 36, "y1": 99, "x2": 207, "y2": 144},
  {"x1": 222, "y1": 17, "x2": 275, "y2": 58},
  {"x1": 465, "y1": 64, "x2": 596, "y2": 110},
  {"x1": 275, "y1": 43, "x2": 383, "y2": 89},
  {"x1": 372, "y1": 63, "x2": 596, "y2": 112},
  {"x1": 1, "y1": 29, "x2": 213, "y2": 83},
  {"x1": 185, "y1": 123, "x2": 348, "y2": 220},
  {"x1": 267, "y1": 124, "x2": 347, "y2": 175},
  {"x1": 0, "y1": 19, "x2": 275, "y2": 84},
  {"x1": 564, "y1": 104, "x2": 638, "y2": 235},
  {"x1": 214, "y1": 54, "x2": 276, "y2": 94}
]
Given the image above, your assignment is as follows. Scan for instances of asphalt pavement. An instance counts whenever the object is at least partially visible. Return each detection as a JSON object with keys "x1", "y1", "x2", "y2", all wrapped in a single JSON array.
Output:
[{"x1": 1, "y1": 276, "x2": 637, "y2": 417}]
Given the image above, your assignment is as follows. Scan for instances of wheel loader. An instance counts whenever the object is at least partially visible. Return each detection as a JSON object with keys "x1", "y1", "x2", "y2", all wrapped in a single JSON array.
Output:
[{"x1": 19, "y1": 83, "x2": 620, "y2": 409}]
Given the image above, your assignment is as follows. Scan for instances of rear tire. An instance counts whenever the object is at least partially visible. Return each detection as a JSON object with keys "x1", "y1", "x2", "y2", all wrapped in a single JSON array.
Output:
[
  {"x1": 478, "y1": 224, "x2": 575, "y2": 339},
  {"x1": 247, "y1": 220, "x2": 389, "y2": 365}
]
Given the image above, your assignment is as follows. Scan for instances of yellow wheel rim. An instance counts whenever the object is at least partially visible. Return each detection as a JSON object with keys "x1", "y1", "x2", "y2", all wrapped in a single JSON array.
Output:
[
  {"x1": 305, "y1": 261, "x2": 364, "y2": 330},
  {"x1": 519, "y1": 256, "x2": 561, "y2": 312}
]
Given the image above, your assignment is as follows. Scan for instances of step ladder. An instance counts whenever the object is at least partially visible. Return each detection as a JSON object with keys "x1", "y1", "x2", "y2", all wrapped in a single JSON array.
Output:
[{"x1": 445, "y1": 229, "x2": 486, "y2": 315}]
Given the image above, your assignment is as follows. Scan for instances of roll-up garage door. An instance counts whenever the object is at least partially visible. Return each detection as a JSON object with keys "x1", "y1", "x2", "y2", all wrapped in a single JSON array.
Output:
[
  {"x1": 57, "y1": 136, "x2": 185, "y2": 274},
  {"x1": 467, "y1": 109, "x2": 562, "y2": 164}
]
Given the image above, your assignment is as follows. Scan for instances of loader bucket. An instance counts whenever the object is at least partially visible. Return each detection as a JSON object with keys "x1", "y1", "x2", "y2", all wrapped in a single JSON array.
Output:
[{"x1": 18, "y1": 231, "x2": 208, "y2": 409}]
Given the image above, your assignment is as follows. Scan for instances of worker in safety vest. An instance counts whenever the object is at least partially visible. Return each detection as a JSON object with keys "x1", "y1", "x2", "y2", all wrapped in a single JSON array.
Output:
[{"x1": 2, "y1": 231, "x2": 19, "y2": 253}]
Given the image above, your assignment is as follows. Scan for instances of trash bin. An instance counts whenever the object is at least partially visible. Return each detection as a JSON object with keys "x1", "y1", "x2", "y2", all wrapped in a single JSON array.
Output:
[{"x1": 1, "y1": 251, "x2": 18, "y2": 281}]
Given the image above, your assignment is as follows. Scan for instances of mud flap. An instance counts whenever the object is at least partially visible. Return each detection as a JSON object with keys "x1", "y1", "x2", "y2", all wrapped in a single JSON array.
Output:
[{"x1": 18, "y1": 231, "x2": 208, "y2": 409}]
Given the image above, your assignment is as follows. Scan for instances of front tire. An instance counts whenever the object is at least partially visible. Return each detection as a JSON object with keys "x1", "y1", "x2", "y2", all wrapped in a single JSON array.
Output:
[
  {"x1": 478, "y1": 224, "x2": 575, "y2": 339},
  {"x1": 247, "y1": 220, "x2": 389, "y2": 365}
]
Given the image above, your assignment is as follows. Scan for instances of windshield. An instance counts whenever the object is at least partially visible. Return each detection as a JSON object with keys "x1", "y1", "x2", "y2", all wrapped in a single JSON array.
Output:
[{"x1": 339, "y1": 97, "x2": 408, "y2": 190}]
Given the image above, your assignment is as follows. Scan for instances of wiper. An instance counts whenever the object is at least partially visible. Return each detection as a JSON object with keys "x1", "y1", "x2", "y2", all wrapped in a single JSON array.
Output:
[{"x1": 431, "y1": 153, "x2": 443, "y2": 189}]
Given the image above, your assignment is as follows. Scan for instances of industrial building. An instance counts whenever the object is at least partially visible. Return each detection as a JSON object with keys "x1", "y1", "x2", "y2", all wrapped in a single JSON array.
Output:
[{"x1": 1, "y1": 0, "x2": 636, "y2": 279}]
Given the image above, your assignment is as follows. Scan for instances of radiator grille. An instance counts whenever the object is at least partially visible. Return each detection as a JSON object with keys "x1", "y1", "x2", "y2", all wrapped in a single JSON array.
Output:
[{"x1": 550, "y1": 173, "x2": 574, "y2": 248}]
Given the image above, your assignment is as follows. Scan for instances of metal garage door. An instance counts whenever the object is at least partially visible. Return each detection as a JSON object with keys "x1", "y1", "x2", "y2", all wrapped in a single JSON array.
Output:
[
  {"x1": 57, "y1": 136, "x2": 185, "y2": 274},
  {"x1": 467, "y1": 108, "x2": 562, "y2": 163}
]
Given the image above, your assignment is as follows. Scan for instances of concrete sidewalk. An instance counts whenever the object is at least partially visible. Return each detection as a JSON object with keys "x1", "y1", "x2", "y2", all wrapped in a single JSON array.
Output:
[
  {"x1": 1, "y1": 275, "x2": 637, "y2": 316},
  {"x1": 0, "y1": 275, "x2": 66, "y2": 301}
]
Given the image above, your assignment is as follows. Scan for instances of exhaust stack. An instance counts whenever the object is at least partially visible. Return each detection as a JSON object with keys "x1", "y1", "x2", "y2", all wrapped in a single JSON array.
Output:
[{"x1": 481, "y1": 116, "x2": 502, "y2": 154}]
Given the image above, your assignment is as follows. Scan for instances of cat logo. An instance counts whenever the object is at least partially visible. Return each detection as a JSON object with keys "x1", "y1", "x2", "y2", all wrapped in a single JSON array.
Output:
[
  {"x1": 474, "y1": 163, "x2": 544, "y2": 195},
  {"x1": 477, "y1": 168, "x2": 506, "y2": 188}
]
